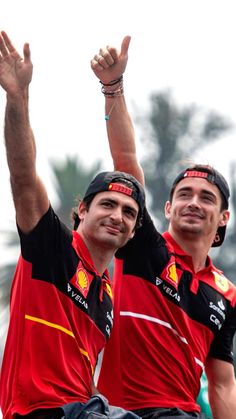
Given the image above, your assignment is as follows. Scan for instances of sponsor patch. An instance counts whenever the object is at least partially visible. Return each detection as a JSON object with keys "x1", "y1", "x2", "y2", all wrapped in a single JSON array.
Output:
[
  {"x1": 184, "y1": 171, "x2": 208, "y2": 179},
  {"x1": 213, "y1": 271, "x2": 229, "y2": 293},
  {"x1": 167, "y1": 262, "x2": 178, "y2": 284},
  {"x1": 108, "y1": 182, "x2": 132, "y2": 196},
  {"x1": 70, "y1": 262, "x2": 93, "y2": 298},
  {"x1": 160, "y1": 258, "x2": 180, "y2": 288}
]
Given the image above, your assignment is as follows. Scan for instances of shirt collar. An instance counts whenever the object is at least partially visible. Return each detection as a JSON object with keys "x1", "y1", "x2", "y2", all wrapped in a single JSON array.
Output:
[
  {"x1": 162, "y1": 231, "x2": 214, "y2": 272},
  {"x1": 72, "y1": 230, "x2": 109, "y2": 280}
]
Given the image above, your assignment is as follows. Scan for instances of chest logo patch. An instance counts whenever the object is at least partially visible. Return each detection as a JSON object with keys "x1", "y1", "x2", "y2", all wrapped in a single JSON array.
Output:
[
  {"x1": 77, "y1": 269, "x2": 88, "y2": 290},
  {"x1": 213, "y1": 271, "x2": 229, "y2": 293},
  {"x1": 70, "y1": 262, "x2": 93, "y2": 298},
  {"x1": 166, "y1": 262, "x2": 178, "y2": 284}
]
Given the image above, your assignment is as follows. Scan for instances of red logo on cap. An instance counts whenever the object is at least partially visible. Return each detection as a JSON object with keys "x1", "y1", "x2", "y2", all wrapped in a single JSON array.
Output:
[
  {"x1": 108, "y1": 183, "x2": 133, "y2": 196},
  {"x1": 184, "y1": 171, "x2": 208, "y2": 179}
]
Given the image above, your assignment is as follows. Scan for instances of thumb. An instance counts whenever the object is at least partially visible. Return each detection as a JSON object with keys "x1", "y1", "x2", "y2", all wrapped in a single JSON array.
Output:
[
  {"x1": 120, "y1": 35, "x2": 131, "y2": 57},
  {"x1": 23, "y1": 43, "x2": 31, "y2": 63}
]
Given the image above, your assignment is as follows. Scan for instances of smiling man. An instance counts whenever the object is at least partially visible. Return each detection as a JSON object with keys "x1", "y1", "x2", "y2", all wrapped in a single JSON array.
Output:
[
  {"x1": 166, "y1": 167, "x2": 230, "y2": 254},
  {"x1": 91, "y1": 36, "x2": 236, "y2": 419},
  {"x1": 0, "y1": 31, "x2": 145, "y2": 419}
]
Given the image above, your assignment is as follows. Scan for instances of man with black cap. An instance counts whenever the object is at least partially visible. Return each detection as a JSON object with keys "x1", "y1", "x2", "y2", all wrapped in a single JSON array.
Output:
[
  {"x1": 91, "y1": 37, "x2": 236, "y2": 418},
  {"x1": 0, "y1": 32, "x2": 144, "y2": 419}
]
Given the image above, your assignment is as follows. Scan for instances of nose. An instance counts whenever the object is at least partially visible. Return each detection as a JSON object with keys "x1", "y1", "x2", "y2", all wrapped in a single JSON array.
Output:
[
  {"x1": 187, "y1": 195, "x2": 201, "y2": 208},
  {"x1": 110, "y1": 206, "x2": 123, "y2": 223}
]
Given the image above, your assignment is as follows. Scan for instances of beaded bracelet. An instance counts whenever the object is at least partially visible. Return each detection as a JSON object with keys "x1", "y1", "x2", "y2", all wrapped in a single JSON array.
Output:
[
  {"x1": 101, "y1": 75, "x2": 124, "y2": 98},
  {"x1": 99, "y1": 75, "x2": 123, "y2": 87},
  {"x1": 100, "y1": 77, "x2": 124, "y2": 121},
  {"x1": 101, "y1": 85, "x2": 124, "y2": 97}
]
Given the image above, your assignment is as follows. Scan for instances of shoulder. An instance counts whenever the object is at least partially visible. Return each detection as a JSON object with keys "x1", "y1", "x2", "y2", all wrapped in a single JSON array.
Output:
[
  {"x1": 18, "y1": 205, "x2": 72, "y2": 260},
  {"x1": 210, "y1": 266, "x2": 236, "y2": 307},
  {"x1": 116, "y1": 207, "x2": 166, "y2": 259}
]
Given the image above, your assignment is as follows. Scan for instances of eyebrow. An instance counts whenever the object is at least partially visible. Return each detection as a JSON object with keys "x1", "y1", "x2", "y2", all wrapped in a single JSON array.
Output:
[
  {"x1": 100, "y1": 197, "x2": 138, "y2": 213},
  {"x1": 176, "y1": 186, "x2": 217, "y2": 199}
]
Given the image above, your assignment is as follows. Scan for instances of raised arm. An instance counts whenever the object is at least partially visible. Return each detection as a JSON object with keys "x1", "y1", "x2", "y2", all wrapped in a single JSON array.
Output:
[
  {"x1": 91, "y1": 36, "x2": 144, "y2": 186},
  {"x1": 205, "y1": 357, "x2": 236, "y2": 418},
  {"x1": 0, "y1": 31, "x2": 49, "y2": 233}
]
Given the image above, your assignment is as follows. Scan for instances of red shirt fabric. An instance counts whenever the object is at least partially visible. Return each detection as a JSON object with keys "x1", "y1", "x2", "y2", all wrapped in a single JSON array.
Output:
[
  {"x1": 98, "y1": 208, "x2": 236, "y2": 413},
  {"x1": 0, "y1": 206, "x2": 113, "y2": 419}
]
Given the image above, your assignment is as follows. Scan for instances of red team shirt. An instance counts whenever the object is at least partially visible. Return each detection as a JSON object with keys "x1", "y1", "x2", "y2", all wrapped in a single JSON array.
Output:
[
  {"x1": 0, "y1": 207, "x2": 113, "y2": 419},
  {"x1": 98, "y1": 208, "x2": 236, "y2": 413}
]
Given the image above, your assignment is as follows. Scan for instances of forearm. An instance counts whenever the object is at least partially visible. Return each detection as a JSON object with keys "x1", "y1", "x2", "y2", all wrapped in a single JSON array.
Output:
[
  {"x1": 91, "y1": 36, "x2": 144, "y2": 184},
  {"x1": 0, "y1": 32, "x2": 49, "y2": 232},
  {"x1": 208, "y1": 381, "x2": 236, "y2": 419},
  {"x1": 5, "y1": 88, "x2": 37, "y2": 186},
  {"x1": 104, "y1": 92, "x2": 144, "y2": 185},
  {"x1": 4, "y1": 88, "x2": 49, "y2": 232}
]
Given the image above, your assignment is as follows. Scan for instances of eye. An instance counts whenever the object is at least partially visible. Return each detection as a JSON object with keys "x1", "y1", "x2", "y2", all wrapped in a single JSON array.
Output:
[
  {"x1": 101, "y1": 200, "x2": 113, "y2": 208},
  {"x1": 202, "y1": 194, "x2": 215, "y2": 203},
  {"x1": 124, "y1": 208, "x2": 136, "y2": 219},
  {"x1": 178, "y1": 191, "x2": 191, "y2": 198}
]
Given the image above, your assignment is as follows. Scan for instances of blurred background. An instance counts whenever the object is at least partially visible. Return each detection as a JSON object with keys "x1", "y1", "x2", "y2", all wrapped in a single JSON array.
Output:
[{"x1": 1, "y1": 1, "x2": 236, "y2": 418}]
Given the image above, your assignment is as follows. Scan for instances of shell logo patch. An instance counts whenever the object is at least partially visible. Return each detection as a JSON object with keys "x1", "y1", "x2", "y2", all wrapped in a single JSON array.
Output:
[
  {"x1": 167, "y1": 262, "x2": 178, "y2": 284},
  {"x1": 105, "y1": 282, "x2": 113, "y2": 299},
  {"x1": 77, "y1": 269, "x2": 88, "y2": 291},
  {"x1": 213, "y1": 271, "x2": 229, "y2": 293},
  {"x1": 70, "y1": 262, "x2": 93, "y2": 298}
]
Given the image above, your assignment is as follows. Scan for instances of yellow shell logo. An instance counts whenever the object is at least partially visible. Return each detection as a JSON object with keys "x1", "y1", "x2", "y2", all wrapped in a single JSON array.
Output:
[
  {"x1": 77, "y1": 269, "x2": 88, "y2": 290},
  {"x1": 105, "y1": 283, "x2": 113, "y2": 299},
  {"x1": 213, "y1": 271, "x2": 229, "y2": 292},
  {"x1": 167, "y1": 263, "x2": 178, "y2": 283}
]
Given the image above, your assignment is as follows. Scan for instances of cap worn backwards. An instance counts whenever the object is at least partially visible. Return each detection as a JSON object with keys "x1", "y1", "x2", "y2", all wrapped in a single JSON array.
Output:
[
  {"x1": 171, "y1": 166, "x2": 230, "y2": 247},
  {"x1": 83, "y1": 171, "x2": 145, "y2": 216}
]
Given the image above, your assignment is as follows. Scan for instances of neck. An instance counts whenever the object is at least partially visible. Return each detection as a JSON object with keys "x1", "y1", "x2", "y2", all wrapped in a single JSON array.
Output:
[
  {"x1": 89, "y1": 249, "x2": 113, "y2": 276},
  {"x1": 77, "y1": 230, "x2": 114, "y2": 276},
  {"x1": 168, "y1": 227, "x2": 211, "y2": 272}
]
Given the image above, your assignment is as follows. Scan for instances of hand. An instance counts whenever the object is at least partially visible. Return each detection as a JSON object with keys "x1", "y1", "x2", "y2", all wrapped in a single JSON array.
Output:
[
  {"x1": 90, "y1": 35, "x2": 131, "y2": 84},
  {"x1": 0, "y1": 31, "x2": 33, "y2": 96}
]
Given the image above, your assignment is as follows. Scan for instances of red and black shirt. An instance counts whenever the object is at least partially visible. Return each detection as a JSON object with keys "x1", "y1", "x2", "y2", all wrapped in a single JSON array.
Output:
[
  {"x1": 98, "y1": 207, "x2": 236, "y2": 413},
  {"x1": 0, "y1": 206, "x2": 113, "y2": 419}
]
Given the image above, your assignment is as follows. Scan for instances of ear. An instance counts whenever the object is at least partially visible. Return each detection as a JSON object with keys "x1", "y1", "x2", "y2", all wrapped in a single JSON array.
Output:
[
  {"x1": 129, "y1": 230, "x2": 136, "y2": 240},
  {"x1": 78, "y1": 201, "x2": 87, "y2": 221},
  {"x1": 219, "y1": 210, "x2": 230, "y2": 227},
  {"x1": 165, "y1": 201, "x2": 171, "y2": 221}
]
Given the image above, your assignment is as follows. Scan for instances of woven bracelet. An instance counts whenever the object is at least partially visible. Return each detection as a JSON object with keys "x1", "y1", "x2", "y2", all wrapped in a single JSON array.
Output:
[
  {"x1": 101, "y1": 86, "x2": 124, "y2": 98},
  {"x1": 100, "y1": 75, "x2": 123, "y2": 87}
]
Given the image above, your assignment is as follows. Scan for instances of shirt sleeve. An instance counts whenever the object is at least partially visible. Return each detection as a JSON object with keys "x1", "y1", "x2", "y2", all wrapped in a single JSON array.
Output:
[
  {"x1": 209, "y1": 304, "x2": 236, "y2": 364},
  {"x1": 17, "y1": 206, "x2": 71, "y2": 261},
  {"x1": 116, "y1": 207, "x2": 164, "y2": 259},
  {"x1": 17, "y1": 206, "x2": 75, "y2": 286},
  {"x1": 115, "y1": 207, "x2": 170, "y2": 282}
]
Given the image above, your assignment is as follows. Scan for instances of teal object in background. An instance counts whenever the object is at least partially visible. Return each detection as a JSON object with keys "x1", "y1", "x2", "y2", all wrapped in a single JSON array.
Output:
[{"x1": 197, "y1": 372, "x2": 212, "y2": 418}]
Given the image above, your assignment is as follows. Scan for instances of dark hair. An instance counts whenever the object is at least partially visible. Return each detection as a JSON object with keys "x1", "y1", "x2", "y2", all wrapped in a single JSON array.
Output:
[
  {"x1": 169, "y1": 164, "x2": 229, "y2": 211},
  {"x1": 71, "y1": 195, "x2": 94, "y2": 230},
  {"x1": 72, "y1": 179, "x2": 143, "y2": 231}
]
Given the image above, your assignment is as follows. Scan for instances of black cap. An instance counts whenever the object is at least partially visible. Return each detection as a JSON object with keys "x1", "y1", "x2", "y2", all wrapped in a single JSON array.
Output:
[
  {"x1": 171, "y1": 167, "x2": 230, "y2": 247},
  {"x1": 83, "y1": 170, "x2": 145, "y2": 215}
]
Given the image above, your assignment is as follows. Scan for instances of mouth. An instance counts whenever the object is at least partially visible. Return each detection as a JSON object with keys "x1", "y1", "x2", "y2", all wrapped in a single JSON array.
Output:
[
  {"x1": 103, "y1": 223, "x2": 123, "y2": 235},
  {"x1": 182, "y1": 211, "x2": 204, "y2": 219},
  {"x1": 180, "y1": 212, "x2": 205, "y2": 225}
]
